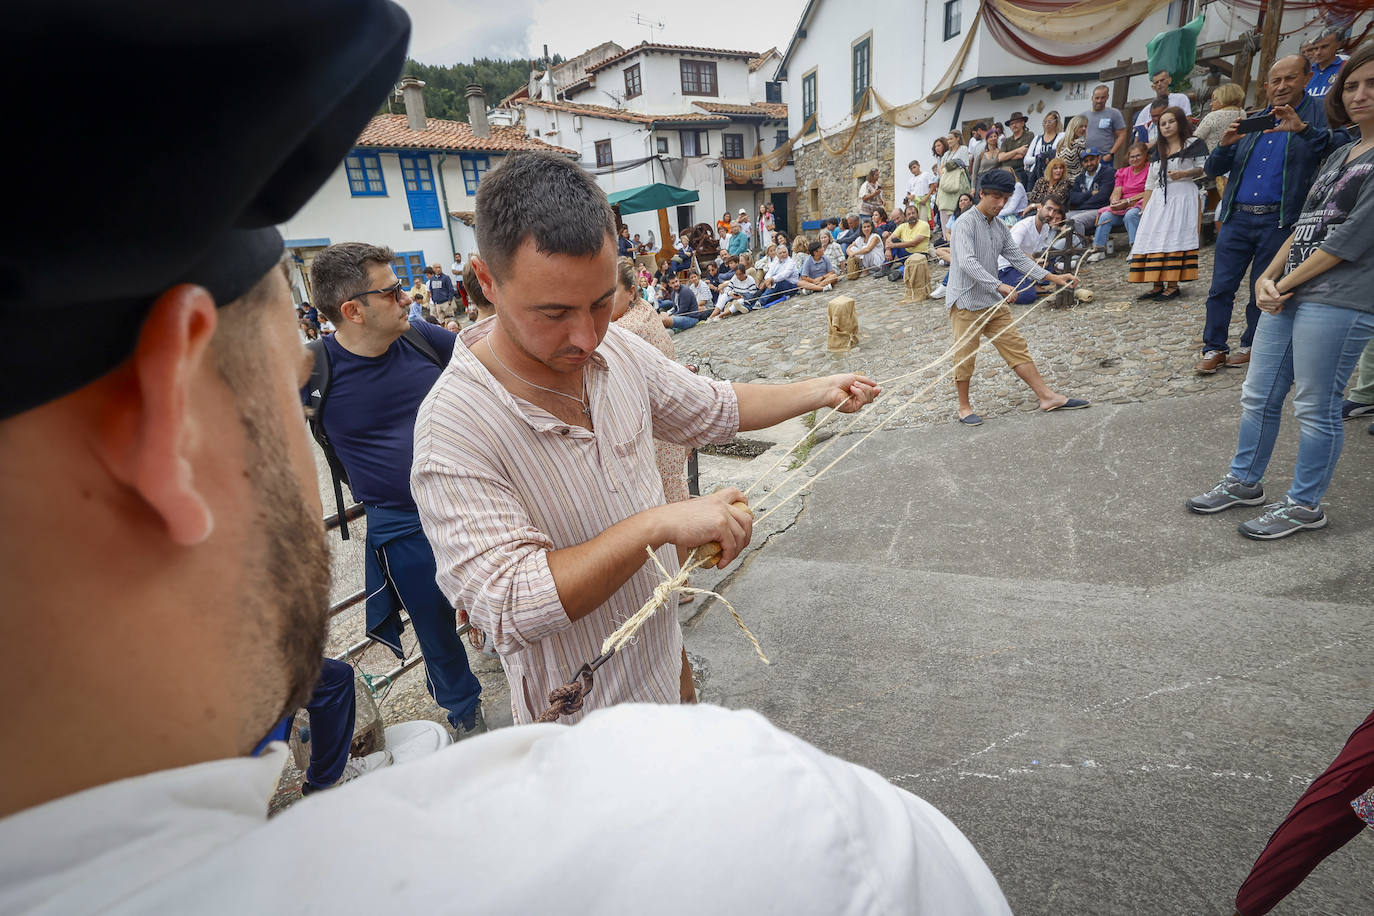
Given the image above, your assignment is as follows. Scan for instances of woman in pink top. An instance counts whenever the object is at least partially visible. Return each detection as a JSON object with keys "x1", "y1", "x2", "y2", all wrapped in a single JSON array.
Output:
[{"x1": 1089, "y1": 141, "x2": 1151, "y2": 256}]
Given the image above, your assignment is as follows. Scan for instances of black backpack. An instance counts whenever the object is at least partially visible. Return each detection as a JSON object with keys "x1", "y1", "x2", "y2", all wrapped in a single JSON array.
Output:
[{"x1": 303, "y1": 327, "x2": 446, "y2": 539}]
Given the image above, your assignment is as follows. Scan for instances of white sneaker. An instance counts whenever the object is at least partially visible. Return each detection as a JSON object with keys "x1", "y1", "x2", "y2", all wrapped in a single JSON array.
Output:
[
  {"x1": 823, "y1": 283, "x2": 833, "y2": 291},
  {"x1": 930, "y1": 283, "x2": 946, "y2": 299},
  {"x1": 337, "y1": 749, "x2": 393, "y2": 785},
  {"x1": 1086, "y1": 251, "x2": 1106, "y2": 263}
]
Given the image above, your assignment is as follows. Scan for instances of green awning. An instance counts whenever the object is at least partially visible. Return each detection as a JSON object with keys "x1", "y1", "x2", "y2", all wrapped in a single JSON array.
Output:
[{"x1": 606, "y1": 183, "x2": 700, "y2": 216}]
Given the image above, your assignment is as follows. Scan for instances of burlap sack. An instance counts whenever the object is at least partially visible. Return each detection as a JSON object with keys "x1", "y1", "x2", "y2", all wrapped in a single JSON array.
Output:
[
  {"x1": 902, "y1": 256, "x2": 932, "y2": 302},
  {"x1": 846, "y1": 255, "x2": 862, "y2": 281},
  {"x1": 826, "y1": 296, "x2": 859, "y2": 351},
  {"x1": 1074, "y1": 288, "x2": 1094, "y2": 303}
]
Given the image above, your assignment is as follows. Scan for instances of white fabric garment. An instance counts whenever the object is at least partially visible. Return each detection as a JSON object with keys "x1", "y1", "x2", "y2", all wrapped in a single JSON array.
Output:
[
  {"x1": 999, "y1": 216, "x2": 1056, "y2": 270},
  {"x1": 0, "y1": 705, "x2": 1010, "y2": 916},
  {"x1": 1133, "y1": 92, "x2": 1192, "y2": 129},
  {"x1": 999, "y1": 183, "x2": 1028, "y2": 219},
  {"x1": 906, "y1": 171, "x2": 936, "y2": 204},
  {"x1": 1130, "y1": 143, "x2": 1207, "y2": 257},
  {"x1": 968, "y1": 137, "x2": 987, "y2": 161},
  {"x1": 690, "y1": 279, "x2": 713, "y2": 304},
  {"x1": 765, "y1": 255, "x2": 799, "y2": 285}
]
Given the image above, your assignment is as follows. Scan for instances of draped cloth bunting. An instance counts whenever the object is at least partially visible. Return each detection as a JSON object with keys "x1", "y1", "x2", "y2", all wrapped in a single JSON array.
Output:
[{"x1": 984, "y1": 0, "x2": 1172, "y2": 65}]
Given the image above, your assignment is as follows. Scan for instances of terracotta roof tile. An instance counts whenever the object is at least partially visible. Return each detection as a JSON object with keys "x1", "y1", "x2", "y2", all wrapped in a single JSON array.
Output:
[
  {"x1": 355, "y1": 115, "x2": 576, "y2": 154},
  {"x1": 586, "y1": 41, "x2": 758, "y2": 74},
  {"x1": 748, "y1": 48, "x2": 779, "y2": 72},
  {"x1": 521, "y1": 99, "x2": 728, "y2": 126},
  {"x1": 692, "y1": 100, "x2": 788, "y2": 119}
]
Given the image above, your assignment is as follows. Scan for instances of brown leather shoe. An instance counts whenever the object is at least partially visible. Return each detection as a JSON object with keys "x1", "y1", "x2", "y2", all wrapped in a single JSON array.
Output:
[
  {"x1": 1225, "y1": 348, "x2": 1251, "y2": 367},
  {"x1": 1194, "y1": 350, "x2": 1227, "y2": 374}
]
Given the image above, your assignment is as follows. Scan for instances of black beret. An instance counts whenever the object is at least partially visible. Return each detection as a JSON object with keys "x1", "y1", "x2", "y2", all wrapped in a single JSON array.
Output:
[
  {"x1": 0, "y1": 0, "x2": 411, "y2": 419},
  {"x1": 978, "y1": 170, "x2": 1016, "y2": 194}
]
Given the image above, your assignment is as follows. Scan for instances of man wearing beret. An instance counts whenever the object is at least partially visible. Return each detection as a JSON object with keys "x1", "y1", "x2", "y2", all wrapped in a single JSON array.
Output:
[
  {"x1": 944, "y1": 170, "x2": 1086, "y2": 426},
  {"x1": 0, "y1": 3, "x2": 1010, "y2": 912},
  {"x1": 1065, "y1": 148, "x2": 1116, "y2": 242}
]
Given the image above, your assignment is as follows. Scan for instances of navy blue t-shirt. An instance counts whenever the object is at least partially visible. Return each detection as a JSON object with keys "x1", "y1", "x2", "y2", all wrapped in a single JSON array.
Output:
[{"x1": 309, "y1": 321, "x2": 455, "y2": 510}]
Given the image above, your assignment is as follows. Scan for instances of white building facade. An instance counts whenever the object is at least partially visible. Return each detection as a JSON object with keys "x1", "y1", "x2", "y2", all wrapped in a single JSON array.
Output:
[
  {"x1": 776, "y1": 0, "x2": 1336, "y2": 223},
  {"x1": 277, "y1": 81, "x2": 575, "y2": 305},
  {"x1": 513, "y1": 42, "x2": 794, "y2": 245}
]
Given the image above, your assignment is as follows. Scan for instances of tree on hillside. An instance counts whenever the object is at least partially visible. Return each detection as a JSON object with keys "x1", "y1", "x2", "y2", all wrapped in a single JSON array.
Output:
[{"x1": 388, "y1": 55, "x2": 564, "y2": 123}]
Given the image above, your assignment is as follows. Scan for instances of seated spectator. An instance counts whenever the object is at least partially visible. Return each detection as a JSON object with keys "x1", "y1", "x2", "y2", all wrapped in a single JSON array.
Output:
[
  {"x1": 874, "y1": 207, "x2": 897, "y2": 237},
  {"x1": 443, "y1": 318, "x2": 461, "y2": 333},
  {"x1": 727, "y1": 223, "x2": 749, "y2": 257},
  {"x1": 707, "y1": 264, "x2": 760, "y2": 319},
  {"x1": 658, "y1": 274, "x2": 712, "y2": 329},
  {"x1": 997, "y1": 168, "x2": 1028, "y2": 223},
  {"x1": 835, "y1": 213, "x2": 863, "y2": 249},
  {"x1": 637, "y1": 274, "x2": 655, "y2": 302},
  {"x1": 847, "y1": 220, "x2": 885, "y2": 274},
  {"x1": 757, "y1": 243, "x2": 779, "y2": 276},
  {"x1": 1065, "y1": 148, "x2": 1116, "y2": 241},
  {"x1": 791, "y1": 235, "x2": 811, "y2": 272},
  {"x1": 880, "y1": 206, "x2": 932, "y2": 281},
  {"x1": 300, "y1": 320, "x2": 321, "y2": 340},
  {"x1": 702, "y1": 260, "x2": 726, "y2": 297},
  {"x1": 686, "y1": 269, "x2": 713, "y2": 306},
  {"x1": 1089, "y1": 141, "x2": 1151, "y2": 260},
  {"x1": 1194, "y1": 82, "x2": 1245, "y2": 151},
  {"x1": 462, "y1": 262, "x2": 496, "y2": 322},
  {"x1": 822, "y1": 229, "x2": 846, "y2": 271},
  {"x1": 669, "y1": 232, "x2": 693, "y2": 273},
  {"x1": 798, "y1": 239, "x2": 840, "y2": 292},
  {"x1": 1025, "y1": 158, "x2": 1071, "y2": 216},
  {"x1": 758, "y1": 243, "x2": 801, "y2": 306},
  {"x1": 998, "y1": 195, "x2": 1070, "y2": 304}
]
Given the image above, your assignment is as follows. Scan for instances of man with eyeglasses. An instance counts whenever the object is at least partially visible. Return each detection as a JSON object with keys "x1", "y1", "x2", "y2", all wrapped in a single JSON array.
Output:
[{"x1": 306, "y1": 242, "x2": 485, "y2": 738}]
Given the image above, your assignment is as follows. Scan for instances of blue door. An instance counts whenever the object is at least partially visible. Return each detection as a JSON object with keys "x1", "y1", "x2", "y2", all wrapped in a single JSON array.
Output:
[{"x1": 399, "y1": 152, "x2": 442, "y2": 229}]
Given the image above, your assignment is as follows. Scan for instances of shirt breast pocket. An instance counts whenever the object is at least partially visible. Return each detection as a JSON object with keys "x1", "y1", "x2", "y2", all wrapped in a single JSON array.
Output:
[{"x1": 611, "y1": 412, "x2": 659, "y2": 501}]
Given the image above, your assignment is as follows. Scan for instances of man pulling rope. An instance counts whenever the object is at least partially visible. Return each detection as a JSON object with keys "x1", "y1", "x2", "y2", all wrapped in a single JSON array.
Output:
[{"x1": 411, "y1": 152, "x2": 879, "y2": 726}]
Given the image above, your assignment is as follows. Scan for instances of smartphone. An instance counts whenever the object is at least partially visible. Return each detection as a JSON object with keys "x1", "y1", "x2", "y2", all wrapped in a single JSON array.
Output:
[{"x1": 1237, "y1": 113, "x2": 1278, "y2": 134}]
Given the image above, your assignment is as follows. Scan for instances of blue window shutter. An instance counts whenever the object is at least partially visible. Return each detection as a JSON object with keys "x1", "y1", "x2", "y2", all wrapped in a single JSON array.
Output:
[
  {"x1": 392, "y1": 250, "x2": 425, "y2": 284},
  {"x1": 398, "y1": 152, "x2": 442, "y2": 229}
]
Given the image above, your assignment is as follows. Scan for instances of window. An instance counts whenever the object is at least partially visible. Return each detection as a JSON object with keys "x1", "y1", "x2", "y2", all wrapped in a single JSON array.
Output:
[
  {"x1": 722, "y1": 133, "x2": 744, "y2": 159},
  {"x1": 656, "y1": 136, "x2": 669, "y2": 154},
  {"x1": 852, "y1": 36, "x2": 871, "y2": 111},
  {"x1": 624, "y1": 64, "x2": 642, "y2": 99},
  {"x1": 944, "y1": 0, "x2": 961, "y2": 40},
  {"x1": 679, "y1": 129, "x2": 708, "y2": 157},
  {"x1": 459, "y1": 153, "x2": 490, "y2": 195},
  {"x1": 802, "y1": 71, "x2": 817, "y2": 135},
  {"x1": 766, "y1": 81, "x2": 783, "y2": 104},
  {"x1": 680, "y1": 59, "x2": 718, "y2": 96},
  {"x1": 392, "y1": 251, "x2": 425, "y2": 285},
  {"x1": 595, "y1": 139, "x2": 613, "y2": 168},
  {"x1": 774, "y1": 129, "x2": 788, "y2": 149},
  {"x1": 398, "y1": 152, "x2": 442, "y2": 229},
  {"x1": 344, "y1": 150, "x2": 386, "y2": 196}
]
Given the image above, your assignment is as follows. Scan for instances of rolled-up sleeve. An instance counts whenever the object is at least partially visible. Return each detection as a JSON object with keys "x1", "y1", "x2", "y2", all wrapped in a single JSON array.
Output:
[
  {"x1": 609, "y1": 326, "x2": 739, "y2": 448},
  {"x1": 412, "y1": 452, "x2": 569, "y2": 655}
]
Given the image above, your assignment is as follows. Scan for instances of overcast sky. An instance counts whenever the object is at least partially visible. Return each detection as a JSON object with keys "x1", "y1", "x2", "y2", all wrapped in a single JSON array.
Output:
[{"x1": 395, "y1": 0, "x2": 806, "y2": 67}]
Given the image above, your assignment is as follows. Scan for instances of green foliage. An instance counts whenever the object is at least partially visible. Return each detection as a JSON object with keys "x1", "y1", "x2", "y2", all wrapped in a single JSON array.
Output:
[{"x1": 389, "y1": 54, "x2": 565, "y2": 122}]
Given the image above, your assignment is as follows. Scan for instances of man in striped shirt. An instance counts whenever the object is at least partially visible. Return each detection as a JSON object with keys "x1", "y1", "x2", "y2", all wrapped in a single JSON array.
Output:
[
  {"x1": 946, "y1": 170, "x2": 1086, "y2": 426},
  {"x1": 412, "y1": 152, "x2": 880, "y2": 724}
]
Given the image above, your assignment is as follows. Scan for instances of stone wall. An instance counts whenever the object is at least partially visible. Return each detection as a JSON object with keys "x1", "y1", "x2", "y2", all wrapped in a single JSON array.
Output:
[{"x1": 793, "y1": 116, "x2": 895, "y2": 224}]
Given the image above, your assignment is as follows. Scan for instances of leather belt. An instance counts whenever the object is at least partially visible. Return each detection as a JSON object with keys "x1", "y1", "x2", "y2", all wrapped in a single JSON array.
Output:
[{"x1": 1235, "y1": 203, "x2": 1280, "y2": 214}]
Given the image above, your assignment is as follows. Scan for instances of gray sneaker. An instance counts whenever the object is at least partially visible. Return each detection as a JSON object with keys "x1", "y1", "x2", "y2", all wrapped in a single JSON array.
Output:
[
  {"x1": 453, "y1": 705, "x2": 488, "y2": 741},
  {"x1": 1186, "y1": 475, "x2": 1265, "y2": 514},
  {"x1": 1238, "y1": 498, "x2": 1327, "y2": 540}
]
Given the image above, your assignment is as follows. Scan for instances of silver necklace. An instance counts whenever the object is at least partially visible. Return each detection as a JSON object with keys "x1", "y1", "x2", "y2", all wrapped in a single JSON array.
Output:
[{"x1": 487, "y1": 337, "x2": 591, "y2": 418}]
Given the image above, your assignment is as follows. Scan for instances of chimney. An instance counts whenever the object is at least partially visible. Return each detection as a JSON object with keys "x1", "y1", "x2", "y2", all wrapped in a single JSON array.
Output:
[
  {"x1": 466, "y1": 84, "x2": 490, "y2": 138},
  {"x1": 399, "y1": 76, "x2": 427, "y2": 131}
]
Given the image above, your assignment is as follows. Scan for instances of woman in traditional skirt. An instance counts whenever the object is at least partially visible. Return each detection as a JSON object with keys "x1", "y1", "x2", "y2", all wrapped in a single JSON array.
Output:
[{"x1": 1127, "y1": 106, "x2": 1207, "y2": 301}]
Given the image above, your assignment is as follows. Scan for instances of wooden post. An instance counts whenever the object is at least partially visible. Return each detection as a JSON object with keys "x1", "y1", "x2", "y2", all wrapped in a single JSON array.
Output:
[
  {"x1": 1235, "y1": 42, "x2": 1254, "y2": 106},
  {"x1": 1111, "y1": 59, "x2": 1131, "y2": 112},
  {"x1": 1256, "y1": 0, "x2": 1285, "y2": 106}
]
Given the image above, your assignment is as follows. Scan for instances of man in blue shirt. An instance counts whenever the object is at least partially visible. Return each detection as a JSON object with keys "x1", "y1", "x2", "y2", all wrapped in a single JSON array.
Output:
[
  {"x1": 1305, "y1": 29, "x2": 1348, "y2": 101},
  {"x1": 1199, "y1": 54, "x2": 1343, "y2": 374},
  {"x1": 426, "y1": 263, "x2": 455, "y2": 318},
  {"x1": 305, "y1": 242, "x2": 484, "y2": 736}
]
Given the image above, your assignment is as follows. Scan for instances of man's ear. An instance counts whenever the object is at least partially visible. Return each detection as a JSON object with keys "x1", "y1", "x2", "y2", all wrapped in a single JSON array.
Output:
[
  {"x1": 99, "y1": 284, "x2": 219, "y2": 546},
  {"x1": 471, "y1": 256, "x2": 498, "y2": 306}
]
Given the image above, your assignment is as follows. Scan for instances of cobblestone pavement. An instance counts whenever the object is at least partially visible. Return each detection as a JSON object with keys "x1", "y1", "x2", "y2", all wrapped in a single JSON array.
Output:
[{"x1": 673, "y1": 244, "x2": 1250, "y2": 430}]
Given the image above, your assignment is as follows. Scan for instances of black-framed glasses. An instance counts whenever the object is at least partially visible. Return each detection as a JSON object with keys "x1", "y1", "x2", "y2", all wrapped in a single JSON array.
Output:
[{"x1": 351, "y1": 280, "x2": 406, "y2": 303}]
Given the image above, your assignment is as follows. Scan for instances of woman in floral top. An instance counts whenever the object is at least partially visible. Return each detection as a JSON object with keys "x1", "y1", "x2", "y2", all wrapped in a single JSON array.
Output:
[{"x1": 1026, "y1": 157, "x2": 1070, "y2": 214}]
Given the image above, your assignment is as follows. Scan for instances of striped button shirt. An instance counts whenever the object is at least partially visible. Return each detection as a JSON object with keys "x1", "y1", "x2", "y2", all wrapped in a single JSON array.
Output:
[
  {"x1": 946, "y1": 209, "x2": 1049, "y2": 312},
  {"x1": 411, "y1": 322, "x2": 740, "y2": 724}
]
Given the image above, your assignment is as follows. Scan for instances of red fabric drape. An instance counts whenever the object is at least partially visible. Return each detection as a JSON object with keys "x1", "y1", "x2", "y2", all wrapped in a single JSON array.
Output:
[{"x1": 983, "y1": 2, "x2": 1140, "y2": 66}]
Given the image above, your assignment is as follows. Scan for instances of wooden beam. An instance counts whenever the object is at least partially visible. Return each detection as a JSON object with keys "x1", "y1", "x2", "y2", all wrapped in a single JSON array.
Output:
[
  {"x1": 1256, "y1": 0, "x2": 1285, "y2": 105},
  {"x1": 1235, "y1": 43, "x2": 1254, "y2": 102},
  {"x1": 1111, "y1": 58, "x2": 1130, "y2": 113},
  {"x1": 1098, "y1": 37, "x2": 1252, "y2": 82}
]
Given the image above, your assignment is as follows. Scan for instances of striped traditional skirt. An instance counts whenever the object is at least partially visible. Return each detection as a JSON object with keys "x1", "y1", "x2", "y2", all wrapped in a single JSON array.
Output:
[{"x1": 1127, "y1": 249, "x2": 1198, "y2": 284}]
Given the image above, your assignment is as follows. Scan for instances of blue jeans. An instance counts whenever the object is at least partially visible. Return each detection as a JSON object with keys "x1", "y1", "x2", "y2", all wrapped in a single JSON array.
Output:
[
  {"x1": 997, "y1": 266, "x2": 1039, "y2": 305},
  {"x1": 250, "y1": 658, "x2": 357, "y2": 790},
  {"x1": 670, "y1": 314, "x2": 701, "y2": 329},
  {"x1": 1093, "y1": 207, "x2": 1141, "y2": 247},
  {"x1": 1203, "y1": 209, "x2": 1289, "y2": 354},
  {"x1": 1228, "y1": 302, "x2": 1374, "y2": 507},
  {"x1": 756, "y1": 278, "x2": 797, "y2": 307}
]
